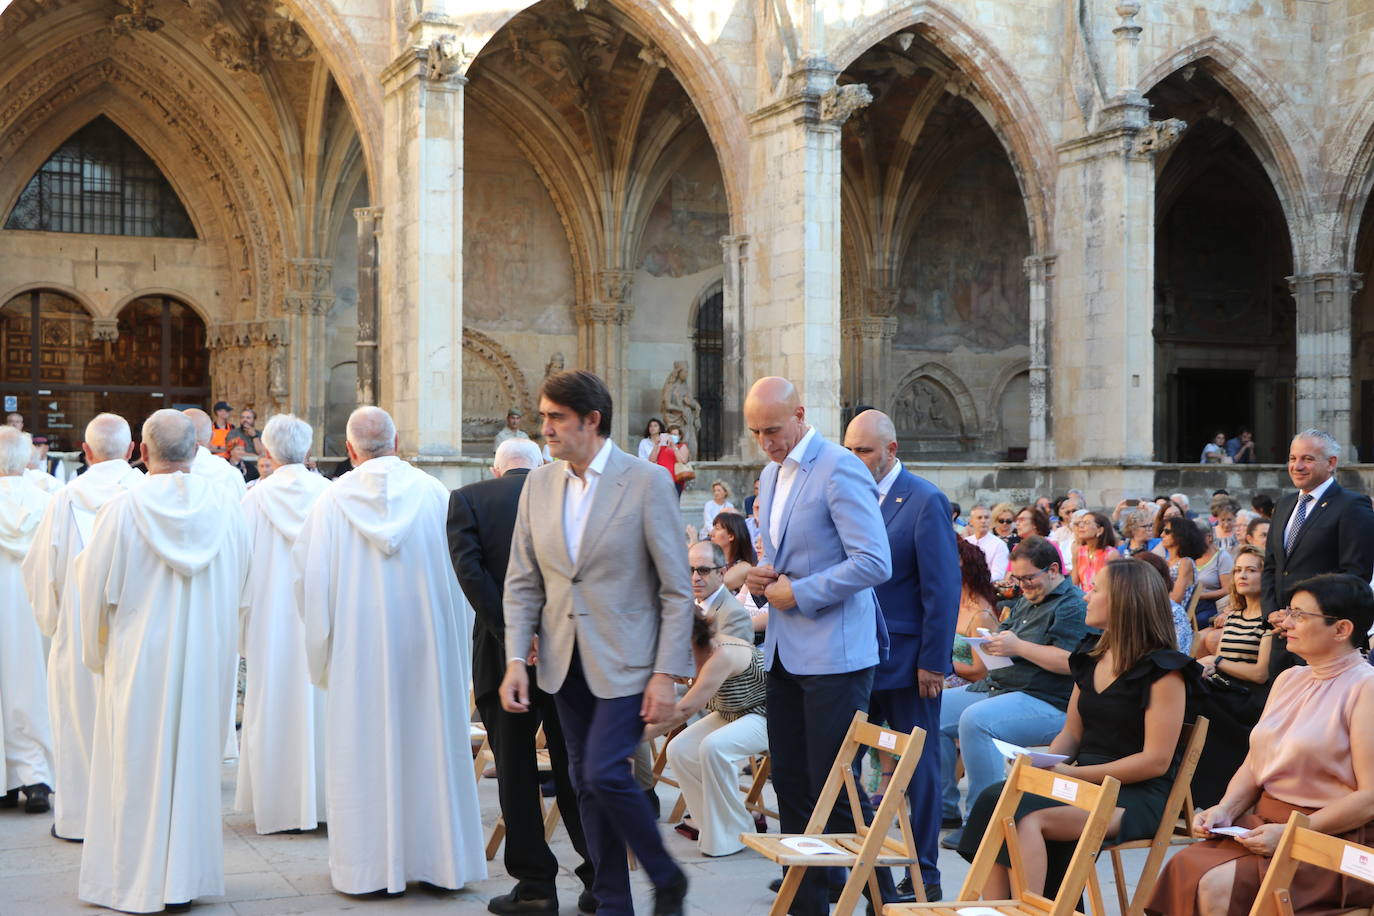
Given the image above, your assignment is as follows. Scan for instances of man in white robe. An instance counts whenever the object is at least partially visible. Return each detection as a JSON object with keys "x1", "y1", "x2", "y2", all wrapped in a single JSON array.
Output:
[
  {"x1": 77, "y1": 409, "x2": 249, "y2": 913},
  {"x1": 294, "y1": 406, "x2": 485, "y2": 895},
  {"x1": 183, "y1": 406, "x2": 247, "y2": 761},
  {"x1": 0, "y1": 427, "x2": 55, "y2": 813},
  {"x1": 21, "y1": 413, "x2": 143, "y2": 839},
  {"x1": 235, "y1": 413, "x2": 328, "y2": 834}
]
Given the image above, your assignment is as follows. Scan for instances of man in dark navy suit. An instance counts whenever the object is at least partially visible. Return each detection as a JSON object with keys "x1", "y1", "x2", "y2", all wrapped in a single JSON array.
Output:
[{"x1": 844, "y1": 409, "x2": 961, "y2": 903}]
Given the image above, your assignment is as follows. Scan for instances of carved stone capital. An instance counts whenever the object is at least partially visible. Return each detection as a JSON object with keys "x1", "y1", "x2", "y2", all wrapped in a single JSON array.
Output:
[
  {"x1": 637, "y1": 45, "x2": 668, "y2": 69},
  {"x1": 353, "y1": 206, "x2": 384, "y2": 223},
  {"x1": 841, "y1": 315, "x2": 897, "y2": 340},
  {"x1": 1023, "y1": 254, "x2": 1059, "y2": 282},
  {"x1": 426, "y1": 34, "x2": 472, "y2": 83},
  {"x1": 867, "y1": 287, "x2": 900, "y2": 318},
  {"x1": 596, "y1": 269, "x2": 634, "y2": 305},
  {"x1": 819, "y1": 83, "x2": 873, "y2": 126},
  {"x1": 1131, "y1": 118, "x2": 1188, "y2": 156},
  {"x1": 91, "y1": 317, "x2": 120, "y2": 342},
  {"x1": 1289, "y1": 271, "x2": 1364, "y2": 306}
]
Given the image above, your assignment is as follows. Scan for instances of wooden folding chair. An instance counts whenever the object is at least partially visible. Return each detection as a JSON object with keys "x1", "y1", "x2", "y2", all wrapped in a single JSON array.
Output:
[
  {"x1": 742, "y1": 752, "x2": 777, "y2": 824},
  {"x1": 1092, "y1": 717, "x2": 1208, "y2": 916},
  {"x1": 1185, "y1": 585, "x2": 1204, "y2": 636},
  {"x1": 884, "y1": 756, "x2": 1120, "y2": 916},
  {"x1": 1248, "y1": 812, "x2": 1374, "y2": 916},
  {"x1": 741, "y1": 711, "x2": 926, "y2": 916}
]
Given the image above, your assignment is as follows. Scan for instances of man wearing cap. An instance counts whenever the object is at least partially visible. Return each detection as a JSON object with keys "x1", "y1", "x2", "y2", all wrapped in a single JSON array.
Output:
[
  {"x1": 494, "y1": 408, "x2": 529, "y2": 450},
  {"x1": 25, "y1": 435, "x2": 66, "y2": 491},
  {"x1": 210, "y1": 401, "x2": 234, "y2": 458}
]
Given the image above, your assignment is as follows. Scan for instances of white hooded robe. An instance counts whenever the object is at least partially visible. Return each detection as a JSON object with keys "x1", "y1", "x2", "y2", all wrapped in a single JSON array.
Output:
[
  {"x1": 293, "y1": 455, "x2": 485, "y2": 893},
  {"x1": 21, "y1": 458, "x2": 144, "y2": 838},
  {"x1": 0, "y1": 475, "x2": 55, "y2": 791},
  {"x1": 77, "y1": 472, "x2": 249, "y2": 913},
  {"x1": 235, "y1": 463, "x2": 329, "y2": 834}
]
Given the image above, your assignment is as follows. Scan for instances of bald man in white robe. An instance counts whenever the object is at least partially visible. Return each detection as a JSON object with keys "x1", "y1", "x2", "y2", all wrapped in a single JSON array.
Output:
[
  {"x1": 235, "y1": 414, "x2": 329, "y2": 834},
  {"x1": 77, "y1": 409, "x2": 250, "y2": 913},
  {"x1": 22, "y1": 413, "x2": 143, "y2": 839},
  {"x1": 0, "y1": 427, "x2": 55, "y2": 813},
  {"x1": 294, "y1": 406, "x2": 485, "y2": 894}
]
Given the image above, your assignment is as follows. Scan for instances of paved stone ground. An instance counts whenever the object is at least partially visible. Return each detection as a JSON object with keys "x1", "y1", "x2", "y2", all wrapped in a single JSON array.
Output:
[{"x1": 0, "y1": 757, "x2": 1175, "y2": 915}]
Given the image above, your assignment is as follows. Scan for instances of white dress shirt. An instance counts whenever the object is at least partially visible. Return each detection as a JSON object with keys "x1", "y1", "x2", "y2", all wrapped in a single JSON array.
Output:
[
  {"x1": 876, "y1": 460, "x2": 902, "y2": 506},
  {"x1": 1282, "y1": 475, "x2": 1335, "y2": 550},
  {"x1": 563, "y1": 437, "x2": 614, "y2": 566},
  {"x1": 966, "y1": 530, "x2": 1011, "y2": 581},
  {"x1": 769, "y1": 425, "x2": 817, "y2": 539}
]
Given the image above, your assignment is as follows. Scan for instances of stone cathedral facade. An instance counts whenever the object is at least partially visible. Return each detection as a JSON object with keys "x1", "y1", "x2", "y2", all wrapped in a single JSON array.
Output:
[{"x1": 3, "y1": 0, "x2": 1374, "y2": 501}]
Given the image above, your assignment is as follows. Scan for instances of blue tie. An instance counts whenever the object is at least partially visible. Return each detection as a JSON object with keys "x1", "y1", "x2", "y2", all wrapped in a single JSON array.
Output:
[{"x1": 1285, "y1": 493, "x2": 1312, "y2": 555}]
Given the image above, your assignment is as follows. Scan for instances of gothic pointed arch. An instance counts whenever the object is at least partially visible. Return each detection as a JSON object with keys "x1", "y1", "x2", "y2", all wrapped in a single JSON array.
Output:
[
  {"x1": 5, "y1": 114, "x2": 195, "y2": 238},
  {"x1": 889, "y1": 362, "x2": 978, "y2": 457}
]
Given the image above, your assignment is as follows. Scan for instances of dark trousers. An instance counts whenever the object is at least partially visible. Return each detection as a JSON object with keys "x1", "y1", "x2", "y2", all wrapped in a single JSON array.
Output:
[
  {"x1": 868, "y1": 686, "x2": 943, "y2": 886},
  {"x1": 475, "y1": 681, "x2": 593, "y2": 897},
  {"x1": 554, "y1": 652, "x2": 681, "y2": 916},
  {"x1": 767, "y1": 656, "x2": 894, "y2": 916}
]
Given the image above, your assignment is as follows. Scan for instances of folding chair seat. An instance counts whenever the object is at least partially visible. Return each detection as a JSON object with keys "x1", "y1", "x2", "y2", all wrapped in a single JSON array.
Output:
[{"x1": 1247, "y1": 812, "x2": 1374, "y2": 916}]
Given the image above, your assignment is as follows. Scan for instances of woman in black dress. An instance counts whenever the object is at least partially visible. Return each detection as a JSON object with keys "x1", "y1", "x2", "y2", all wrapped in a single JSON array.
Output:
[{"x1": 957, "y1": 559, "x2": 1201, "y2": 898}]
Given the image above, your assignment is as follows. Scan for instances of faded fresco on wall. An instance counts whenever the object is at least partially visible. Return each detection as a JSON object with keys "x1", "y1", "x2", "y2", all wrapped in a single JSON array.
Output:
[
  {"x1": 897, "y1": 147, "x2": 1029, "y2": 352},
  {"x1": 637, "y1": 154, "x2": 729, "y2": 279},
  {"x1": 463, "y1": 117, "x2": 576, "y2": 334}
]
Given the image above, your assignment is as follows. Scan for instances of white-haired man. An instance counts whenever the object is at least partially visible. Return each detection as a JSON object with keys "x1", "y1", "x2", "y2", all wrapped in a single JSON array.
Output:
[
  {"x1": 76, "y1": 409, "x2": 249, "y2": 912},
  {"x1": 21, "y1": 413, "x2": 142, "y2": 839},
  {"x1": 0, "y1": 427, "x2": 55, "y2": 814},
  {"x1": 184, "y1": 406, "x2": 247, "y2": 499},
  {"x1": 294, "y1": 406, "x2": 485, "y2": 894},
  {"x1": 236, "y1": 414, "x2": 329, "y2": 835}
]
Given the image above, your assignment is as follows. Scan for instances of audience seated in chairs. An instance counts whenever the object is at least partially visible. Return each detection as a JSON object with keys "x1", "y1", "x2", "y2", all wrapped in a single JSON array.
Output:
[
  {"x1": 954, "y1": 560, "x2": 1202, "y2": 900},
  {"x1": 1146, "y1": 573, "x2": 1374, "y2": 916},
  {"x1": 1160, "y1": 514, "x2": 1208, "y2": 611},
  {"x1": 1071, "y1": 510, "x2": 1118, "y2": 595},
  {"x1": 1190, "y1": 518, "x2": 1235, "y2": 629},
  {"x1": 1133, "y1": 551, "x2": 1195, "y2": 655}
]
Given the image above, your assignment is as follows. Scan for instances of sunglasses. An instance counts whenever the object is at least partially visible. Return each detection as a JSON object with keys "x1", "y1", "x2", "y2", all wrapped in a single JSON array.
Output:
[{"x1": 690, "y1": 566, "x2": 723, "y2": 576}]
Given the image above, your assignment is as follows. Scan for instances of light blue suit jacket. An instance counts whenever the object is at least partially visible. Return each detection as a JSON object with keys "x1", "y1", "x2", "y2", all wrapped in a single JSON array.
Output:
[{"x1": 758, "y1": 430, "x2": 893, "y2": 675}]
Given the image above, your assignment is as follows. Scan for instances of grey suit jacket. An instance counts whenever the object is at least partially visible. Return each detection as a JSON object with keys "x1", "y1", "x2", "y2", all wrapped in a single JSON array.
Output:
[
  {"x1": 701, "y1": 585, "x2": 755, "y2": 642},
  {"x1": 503, "y1": 443, "x2": 695, "y2": 699}
]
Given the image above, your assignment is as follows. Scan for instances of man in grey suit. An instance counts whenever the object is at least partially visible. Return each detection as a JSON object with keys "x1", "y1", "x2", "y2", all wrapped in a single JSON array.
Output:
[
  {"x1": 500, "y1": 370, "x2": 694, "y2": 916},
  {"x1": 745, "y1": 377, "x2": 894, "y2": 915}
]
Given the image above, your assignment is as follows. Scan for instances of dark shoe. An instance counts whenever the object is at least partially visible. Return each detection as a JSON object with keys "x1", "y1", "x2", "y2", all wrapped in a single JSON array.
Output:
[
  {"x1": 0, "y1": 789, "x2": 17, "y2": 808},
  {"x1": 652, "y1": 870, "x2": 688, "y2": 916},
  {"x1": 925, "y1": 883, "x2": 943, "y2": 902},
  {"x1": 941, "y1": 814, "x2": 963, "y2": 829},
  {"x1": 487, "y1": 888, "x2": 557, "y2": 915},
  {"x1": 540, "y1": 776, "x2": 557, "y2": 798},
  {"x1": 940, "y1": 827, "x2": 963, "y2": 850},
  {"x1": 164, "y1": 903, "x2": 191, "y2": 912},
  {"x1": 673, "y1": 821, "x2": 699, "y2": 841},
  {"x1": 768, "y1": 878, "x2": 782, "y2": 893},
  {"x1": 753, "y1": 812, "x2": 768, "y2": 832},
  {"x1": 893, "y1": 877, "x2": 943, "y2": 903},
  {"x1": 23, "y1": 783, "x2": 51, "y2": 814},
  {"x1": 577, "y1": 889, "x2": 597, "y2": 914},
  {"x1": 645, "y1": 788, "x2": 661, "y2": 819}
]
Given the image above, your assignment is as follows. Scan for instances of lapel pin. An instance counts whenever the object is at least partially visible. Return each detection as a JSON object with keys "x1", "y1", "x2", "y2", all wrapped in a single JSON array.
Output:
[{"x1": 895, "y1": 497, "x2": 903, "y2": 503}]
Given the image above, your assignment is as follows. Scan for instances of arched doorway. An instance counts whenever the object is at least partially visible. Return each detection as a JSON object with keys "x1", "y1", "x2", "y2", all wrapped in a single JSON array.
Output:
[
  {"x1": 1148, "y1": 67, "x2": 1295, "y2": 463},
  {"x1": 0, "y1": 290, "x2": 210, "y2": 448}
]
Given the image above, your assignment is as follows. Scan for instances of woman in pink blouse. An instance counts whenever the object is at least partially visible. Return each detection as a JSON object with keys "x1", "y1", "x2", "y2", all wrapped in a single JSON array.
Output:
[
  {"x1": 1146, "y1": 573, "x2": 1374, "y2": 916},
  {"x1": 1071, "y1": 511, "x2": 1118, "y2": 595}
]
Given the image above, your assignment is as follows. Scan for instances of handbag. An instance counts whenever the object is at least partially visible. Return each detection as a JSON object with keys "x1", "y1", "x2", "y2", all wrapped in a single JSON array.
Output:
[{"x1": 674, "y1": 460, "x2": 696, "y2": 482}]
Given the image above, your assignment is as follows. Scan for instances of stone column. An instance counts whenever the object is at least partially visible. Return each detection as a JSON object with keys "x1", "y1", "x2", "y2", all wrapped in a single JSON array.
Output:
[
  {"x1": 378, "y1": 35, "x2": 466, "y2": 458},
  {"x1": 1050, "y1": 3, "x2": 1181, "y2": 463},
  {"x1": 745, "y1": 61, "x2": 871, "y2": 439},
  {"x1": 840, "y1": 305, "x2": 897, "y2": 417},
  {"x1": 575, "y1": 269, "x2": 633, "y2": 445},
  {"x1": 353, "y1": 206, "x2": 383, "y2": 407},
  {"x1": 1024, "y1": 255, "x2": 1057, "y2": 463},
  {"x1": 1289, "y1": 271, "x2": 1362, "y2": 449},
  {"x1": 720, "y1": 234, "x2": 750, "y2": 459},
  {"x1": 285, "y1": 258, "x2": 333, "y2": 443}
]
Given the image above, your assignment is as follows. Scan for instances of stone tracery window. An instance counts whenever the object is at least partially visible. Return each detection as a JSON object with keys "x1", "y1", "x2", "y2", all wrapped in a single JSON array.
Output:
[
  {"x1": 4, "y1": 116, "x2": 196, "y2": 238},
  {"x1": 0, "y1": 290, "x2": 209, "y2": 448}
]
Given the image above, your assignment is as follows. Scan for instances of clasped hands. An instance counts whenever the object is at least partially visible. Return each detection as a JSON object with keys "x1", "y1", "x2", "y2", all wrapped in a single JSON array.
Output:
[{"x1": 746, "y1": 563, "x2": 796, "y2": 610}]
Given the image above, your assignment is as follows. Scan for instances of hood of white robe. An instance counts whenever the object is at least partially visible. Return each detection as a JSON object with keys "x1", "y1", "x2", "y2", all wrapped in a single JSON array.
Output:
[
  {"x1": 0, "y1": 475, "x2": 52, "y2": 558},
  {"x1": 23, "y1": 467, "x2": 63, "y2": 494},
  {"x1": 253, "y1": 464, "x2": 328, "y2": 543},
  {"x1": 331, "y1": 455, "x2": 435, "y2": 556},
  {"x1": 128, "y1": 472, "x2": 233, "y2": 575},
  {"x1": 67, "y1": 459, "x2": 145, "y2": 546}
]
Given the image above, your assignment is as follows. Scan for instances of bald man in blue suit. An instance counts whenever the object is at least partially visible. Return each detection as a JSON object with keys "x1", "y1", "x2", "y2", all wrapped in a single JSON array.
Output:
[{"x1": 844, "y1": 409, "x2": 960, "y2": 902}]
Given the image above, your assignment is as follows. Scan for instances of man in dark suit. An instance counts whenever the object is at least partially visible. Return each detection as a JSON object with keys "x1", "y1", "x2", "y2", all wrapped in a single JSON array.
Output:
[
  {"x1": 448, "y1": 437, "x2": 594, "y2": 916},
  {"x1": 1262, "y1": 429, "x2": 1374, "y2": 676},
  {"x1": 844, "y1": 409, "x2": 960, "y2": 902}
]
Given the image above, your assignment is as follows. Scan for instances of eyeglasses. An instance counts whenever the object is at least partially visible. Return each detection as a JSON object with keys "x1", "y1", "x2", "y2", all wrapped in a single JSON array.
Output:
[
  {"x1": 1274, "y1": 607, "x2": 1340, "y2": 624},
  {"x1": 1009, "y1": 570, "x2": 1047, "y2": 584},
  {"x1": 995, "y1": 517, "x2": 1014, "y2": 524},
  {"x1": 689, "y1": 566, "x2": 724, "y2": 576}
]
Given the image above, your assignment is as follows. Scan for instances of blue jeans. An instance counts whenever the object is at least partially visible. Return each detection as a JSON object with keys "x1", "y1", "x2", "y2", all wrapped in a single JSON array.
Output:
[{"x1": 939, "y1": 687, "x2": 1066, "y2": 823}]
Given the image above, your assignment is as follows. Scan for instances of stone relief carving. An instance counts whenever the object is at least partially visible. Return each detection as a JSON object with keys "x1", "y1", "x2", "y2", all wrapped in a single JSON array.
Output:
[
  {"x1": 660, "y1": 360, "x2": 701, "y2": 458},
  {"x1": 462, "y1": 329, "x2": 532, "y2": 448},
  {"x1": 110, "y1": 0, "x2": 164, "y2": 36},
  {"x1": 1133, "y1": 118, "x2": 1188, "y2": 155},
  {"x1": 426, "y1": 34, "x2": 469, "y2": 82},
  {"x1": 267, "y1": 20, "x2": 313, "y2": 61},
  {"x1": 819, "y1": 83, "x2": 873, "y2": 126},
  {"x1": 208, "y1": 27, "x2": 267, "y2": 73},
  {"x1": 544, "y1": 351, "x2": 565, "y2": 377},
  {"x1": 207, "y1": 319, "x2": 288, "y2": 416},
  {"x1": 892, "y1": 378, "x2": 959, "y2": 438}
]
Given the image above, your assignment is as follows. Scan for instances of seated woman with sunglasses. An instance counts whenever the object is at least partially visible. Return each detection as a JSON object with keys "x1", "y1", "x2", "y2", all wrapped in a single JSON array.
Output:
[
  {"x1": 955, "y1": 560, "x2": 1199, "y2": 899},
  {"x1": 1147, "y1": 574, "x2": 1374, "y2": 916}
]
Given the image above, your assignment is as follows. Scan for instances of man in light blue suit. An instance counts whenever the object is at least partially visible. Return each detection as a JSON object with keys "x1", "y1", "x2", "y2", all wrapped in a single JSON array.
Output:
[
  {"x1": 744, "y1": 377, "x2": 893, "y2": 916},
  {"x1": 844, "y1": 409, "x2": 960, "y2": 903}
]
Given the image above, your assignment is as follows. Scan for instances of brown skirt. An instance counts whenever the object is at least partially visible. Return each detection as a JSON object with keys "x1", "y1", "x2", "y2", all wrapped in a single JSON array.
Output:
[{"x1": 1145, "y1": 792, "x2": 1374, "y2": 916}]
